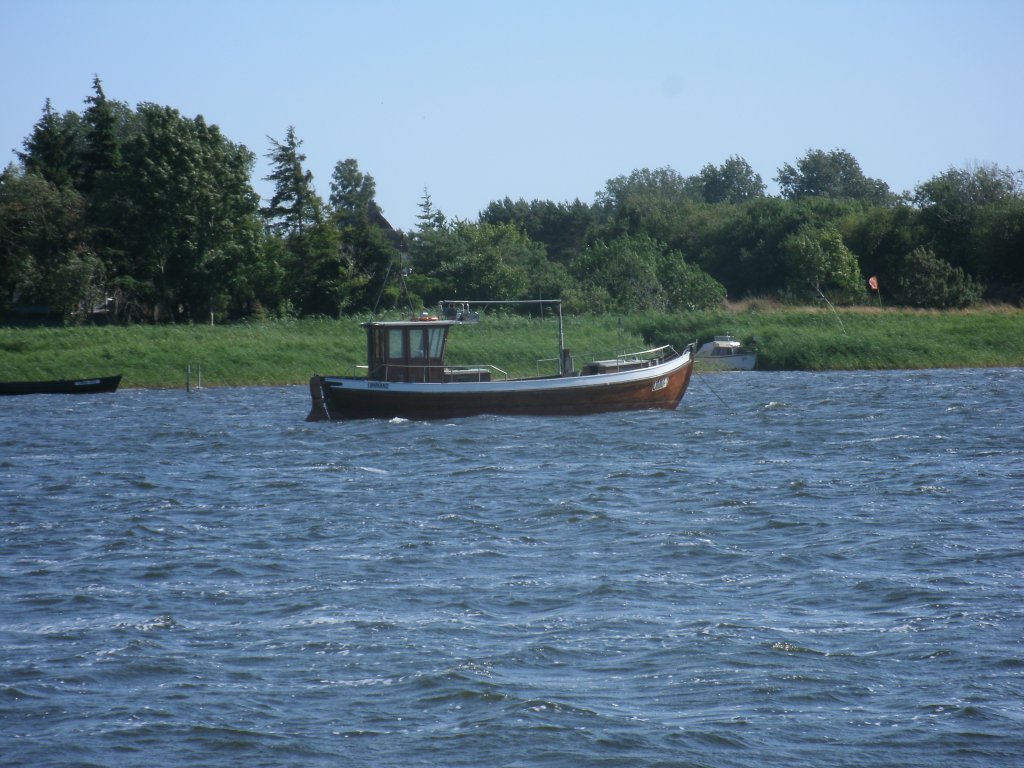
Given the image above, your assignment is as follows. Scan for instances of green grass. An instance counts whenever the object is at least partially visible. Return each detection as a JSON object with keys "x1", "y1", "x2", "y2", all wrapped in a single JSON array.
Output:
[
  {"x1": 0, "y1": 315, "x2": 641, "y2": 388},
  {"x1": 628, "y1": 304, "x2": 1024, "y2": 371},
  {"x1": 2, "y1": 306, "x2": 1022, "y2": 388},
  {"x1": 0, "y1": 319, "x2": 363, "y2": 388}
]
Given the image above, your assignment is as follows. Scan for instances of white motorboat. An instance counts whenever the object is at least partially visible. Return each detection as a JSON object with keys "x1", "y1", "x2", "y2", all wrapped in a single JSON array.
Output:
[{"x1": 694, "y1": 335, "x2": 757, "y2": 370}]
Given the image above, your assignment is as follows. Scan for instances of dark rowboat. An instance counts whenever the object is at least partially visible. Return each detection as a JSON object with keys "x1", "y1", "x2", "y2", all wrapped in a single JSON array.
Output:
[
  {"x1": 0, "y1": 374, "x2": 122, "y2": 396},
  {"x1": 307, "y1": 300, "x2": 694, "y2": 421}
]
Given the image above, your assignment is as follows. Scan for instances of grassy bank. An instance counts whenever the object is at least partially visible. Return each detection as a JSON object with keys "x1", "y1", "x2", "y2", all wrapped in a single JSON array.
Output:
[
  {"x1": 0, "y1": 315, "x2": 648, "y2": 389},
  {"x1": 2, "y1": 306, "x2": 1022, "y2": 388},
  {"x1": 631, "y1": 303, "x2": 1024, "y2": 371}
]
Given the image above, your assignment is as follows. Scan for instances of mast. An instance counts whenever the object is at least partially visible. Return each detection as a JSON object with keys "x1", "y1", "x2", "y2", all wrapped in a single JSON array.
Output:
[{"x1": 557, "y1": 301, "x2": 566, "y2": 375}]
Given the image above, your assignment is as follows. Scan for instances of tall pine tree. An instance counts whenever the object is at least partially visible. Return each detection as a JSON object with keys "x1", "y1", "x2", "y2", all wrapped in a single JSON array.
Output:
[
  {"x1": 80, "y1": 76, "x2": 122, "y2": 197},
  {"x1": 18, "y1": 99, "x2": 80, "y2": 188},
  {"x1": 262, "y1": 126, "x2": 320, "y2": 236}
]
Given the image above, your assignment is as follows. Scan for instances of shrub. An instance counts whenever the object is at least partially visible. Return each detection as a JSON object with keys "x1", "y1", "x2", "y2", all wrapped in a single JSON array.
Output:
[{"x1": 895, "y1": 247, "x2": 982, "y2": 308}]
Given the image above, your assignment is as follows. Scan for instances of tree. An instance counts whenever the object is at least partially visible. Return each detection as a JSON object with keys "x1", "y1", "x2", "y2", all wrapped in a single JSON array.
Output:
[
  {"x1": 409, "y1": 220, "x2": 539, "y2": 301},
  {"x1": 262, "y1": 126, "x2": 321, "y2": 237},
  {"x1": 973, "y1": 197, "x2": 1024, "y2": 300},
  {"x1": 280, "y1": 221, "x2": 344, "y2": 316},
  {"x1": 0, "y1": 164, "x2": 102, "y2": 320},
  {"x1": 479, "y1": 197, "x2": 593, "y2": 264},
  {"x1": 570, "y1": 233, "x2": 725, "y2": 312},
  {"x1": 593, "y1": 167, "x2": 700, "y2": 246},
  {"x1": 17, "y1": 100, "x2": 80, "y2": 189},
  {"x1": 776, "y1": 148, "x2": 892, "y2": 204},
  {"x1": 690, "y1": 196, "x2": 809, "y2": 297},
  {"x1": 329, "y1": 158, "x2": 376, "y2": 225},
  {"x1": 778, "y1": 224, "x2": 864, "y2": 303},
  {"x1": 116, "y1": 105, "x2": 264, "y2": 321},
  {"x1": 415, "y1": 187, "x2": 446, "y2": 232},
  {"x1": 573, "y1": 234, "x2": 667, "y2": 312},
  {"x1": 79, "y1": 76, "x2": 123, "y2": 197},
  {"x1": 914, "y1": 163, "x2": 1023, "y2": 281},
  {"x1": 325, "y1": 159, "x2": 401, "y2": 313},
  {"x1": 657, "y1": 251, "x2": 728, "y2": 310},
  {"x1": 695, "y1": 155, "x2": 766, "y2": 204},
  {"x1": 74, "y1": 77, "x2": 135, "y2": 292},
  {"x1": 916, "y1": 163, "x2": 1022, "y2": 211},
  {"x1": 893, "y1": 246, "x2": 981, "y2": 308},
  {"x1": 838, "y1": 203, "x2": 921, "y2": 290},
  {"x1": 336, "y1": 217, "x2": 398, "y2": 315},
  {"x1": 261, "y1": 129, "x2": 358, "y2": 316}
]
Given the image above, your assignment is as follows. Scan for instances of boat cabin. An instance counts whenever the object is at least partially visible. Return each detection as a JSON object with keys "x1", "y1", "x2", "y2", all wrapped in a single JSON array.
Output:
[
  {"x1": 362, "y1": 303, "x2": 571, "y2": 384},
  {"x1": 364, "y1": 317, "x2": 453, "y2": 382},
  {"x1": 695, "y1": 335, "x2": 745, "y2": 357}
]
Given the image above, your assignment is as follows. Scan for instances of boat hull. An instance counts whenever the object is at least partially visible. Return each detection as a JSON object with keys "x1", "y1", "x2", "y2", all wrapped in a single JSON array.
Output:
[
  {"x1": 694, "y1": 352, "x2": 757, "y2": 371},
  {"x1": 308, "y1": 350, "x2": 693, "y2": 421},
  {"x1": 0, "y1": 374, "x2": 122, "y2": 396}
]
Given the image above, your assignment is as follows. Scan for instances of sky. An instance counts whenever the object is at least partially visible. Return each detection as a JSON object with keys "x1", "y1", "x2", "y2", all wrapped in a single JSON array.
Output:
[{"x1": 2, "y1": 0, "x2": 1022, "y2": 230}]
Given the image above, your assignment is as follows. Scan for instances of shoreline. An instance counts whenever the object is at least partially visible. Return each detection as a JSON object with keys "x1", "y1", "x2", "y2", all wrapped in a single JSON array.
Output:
[{"x1": 3, "y1": 307, "x2": 1022, "y2": 389}]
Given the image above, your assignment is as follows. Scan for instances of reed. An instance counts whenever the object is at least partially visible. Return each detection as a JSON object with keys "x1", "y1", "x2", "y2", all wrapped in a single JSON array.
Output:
[{"x1": 2, "y1": 307, "x2": 1022, "y2": 388}]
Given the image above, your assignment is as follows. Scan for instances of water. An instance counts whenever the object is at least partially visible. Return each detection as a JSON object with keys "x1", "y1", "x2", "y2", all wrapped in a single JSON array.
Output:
[{"x1": 2, "y1": 369, "x2": 1022, "y2": 767}]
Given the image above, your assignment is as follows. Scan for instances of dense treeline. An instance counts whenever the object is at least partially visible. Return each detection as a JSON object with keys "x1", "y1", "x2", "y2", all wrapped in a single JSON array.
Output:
[{"x1": 2, "y1": 79, "x2": 1022, "y2": 324}]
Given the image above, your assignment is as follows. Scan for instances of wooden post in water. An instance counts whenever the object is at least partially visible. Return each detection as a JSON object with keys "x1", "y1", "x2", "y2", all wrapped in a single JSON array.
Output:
[{"x1": 186, "y1": 363, "x2": 202, "y2": 393}]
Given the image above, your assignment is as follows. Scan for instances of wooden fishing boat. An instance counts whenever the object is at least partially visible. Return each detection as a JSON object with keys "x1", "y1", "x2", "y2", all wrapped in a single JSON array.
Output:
[
  {"x1": 0, "y1": 374, "x2": 122, "y2": 396},
  {"x1": 307, "y1": 301, "x2": 694, "y2": 421}
]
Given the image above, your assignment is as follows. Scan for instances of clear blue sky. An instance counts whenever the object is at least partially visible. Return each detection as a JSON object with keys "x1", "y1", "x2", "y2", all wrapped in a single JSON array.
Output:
[{"x1": 3, "y1": 0, "x2": 1022, "y2": 229}]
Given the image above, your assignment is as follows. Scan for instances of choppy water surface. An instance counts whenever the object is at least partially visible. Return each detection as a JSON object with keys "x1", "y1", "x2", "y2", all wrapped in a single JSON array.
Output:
[{"x1": 2, "y1": 368, "x2": 1022, "y2": 767}]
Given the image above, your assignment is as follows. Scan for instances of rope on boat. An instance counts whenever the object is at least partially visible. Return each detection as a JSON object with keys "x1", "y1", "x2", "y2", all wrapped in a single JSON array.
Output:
[{"x1": 695, "y1": 371, "x2": 736, "y2": 413}]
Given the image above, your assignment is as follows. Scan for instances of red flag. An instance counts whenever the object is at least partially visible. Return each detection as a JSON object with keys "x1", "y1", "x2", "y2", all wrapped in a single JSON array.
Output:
[{"x1": 868, "y1": 276, "x2": 879, "y2": 291}]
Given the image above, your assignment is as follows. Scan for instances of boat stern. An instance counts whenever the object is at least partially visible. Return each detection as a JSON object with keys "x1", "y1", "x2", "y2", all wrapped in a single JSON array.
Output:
[{"x1": 306, "y1": 375, "x2": 331, "y2": 422}]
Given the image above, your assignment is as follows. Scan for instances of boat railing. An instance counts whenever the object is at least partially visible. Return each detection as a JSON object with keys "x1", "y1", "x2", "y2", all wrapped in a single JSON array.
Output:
[
  {"x1": 359, "y1": 345, "x2": 684, "y2": 382},
  {"x1": 616, "y1": 344, "x2": 676, "y2": 363},
  {"x1": 579, "y1": 345, "x2": 680, "y2": 376},
  {"x1": 446, "y1": 364, "x2": 509, "y2": 381},
  {"x1": 371, "y1": 362, "x2": 511, "y2": 382},
  {"x1": 534, "y1": 356, "x2": 563, "y2": 376},
  {"x1": 329, "y1": 363, "x2": 370, "y2": 378}
]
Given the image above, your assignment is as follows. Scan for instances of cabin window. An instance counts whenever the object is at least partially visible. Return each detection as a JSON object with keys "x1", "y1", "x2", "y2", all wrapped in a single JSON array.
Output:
[
  {"x1": 428, "y1": 327, "x2": 445, "y2": 358},
  {"x1": 388, "y1": 329, "x2": 405, "y2": 360},
  {"x1": 411, "y1": 328, "x2": 429, "y2": 359}
]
